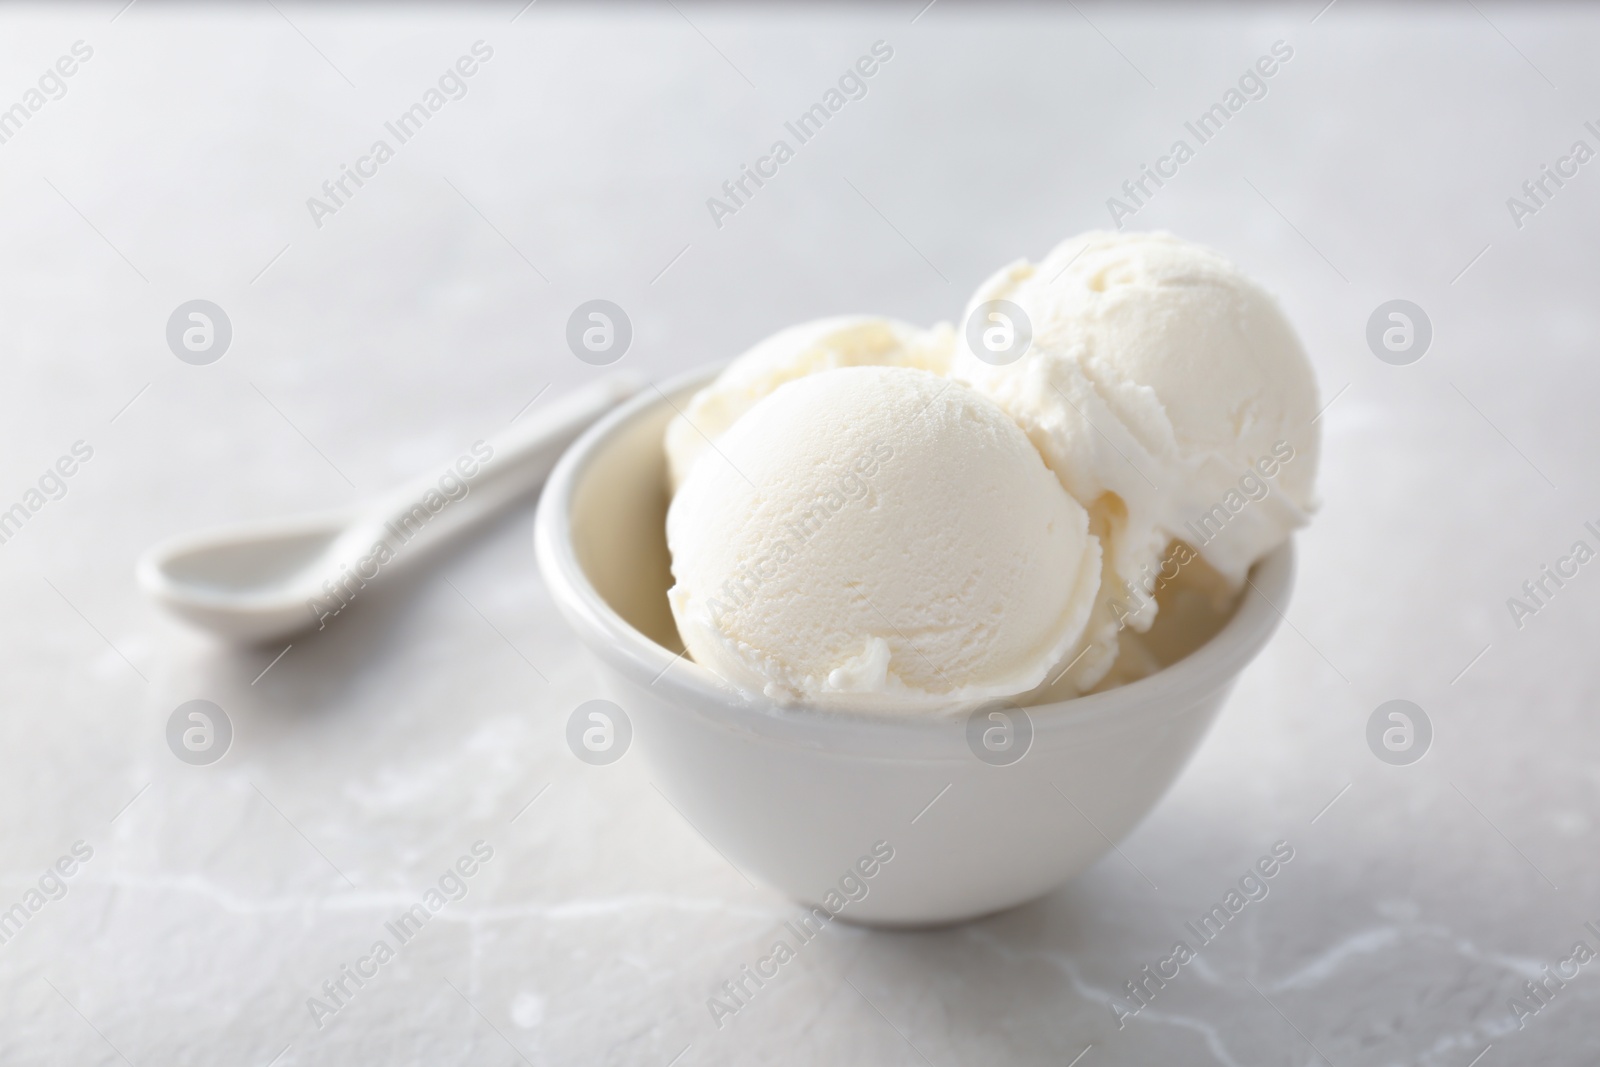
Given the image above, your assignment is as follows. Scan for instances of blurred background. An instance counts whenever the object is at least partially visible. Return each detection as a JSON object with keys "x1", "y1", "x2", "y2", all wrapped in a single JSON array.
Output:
[{"x1": 1, "y1": 2, "x2": 1597, "y2": 1064}]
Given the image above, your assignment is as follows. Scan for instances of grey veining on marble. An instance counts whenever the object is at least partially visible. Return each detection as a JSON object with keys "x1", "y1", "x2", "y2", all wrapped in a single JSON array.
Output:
[{"x1": 0, "y1": 2, "x2": 1597, "y2": 1064}]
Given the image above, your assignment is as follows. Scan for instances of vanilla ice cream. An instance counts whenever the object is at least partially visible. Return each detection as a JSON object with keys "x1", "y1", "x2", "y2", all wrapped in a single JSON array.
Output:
[
  {"x1": 664, "y1": 316, "x2": 953, "y2": 490},
  {"x1": 665, "y1": 365, "x2": 1101, "y2": 712},
  {"x1": 952, "y1": 231, "x2": 1319, "y2": 693},
  {"x1": 660, "y1": 230, "x2": 1318, "y2": 712}
]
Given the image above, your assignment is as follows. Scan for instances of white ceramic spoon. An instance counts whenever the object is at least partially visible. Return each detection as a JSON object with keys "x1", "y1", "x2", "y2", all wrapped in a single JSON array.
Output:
[{"x1": 137, "y1": 375, "x2": 642, "y2": 644}]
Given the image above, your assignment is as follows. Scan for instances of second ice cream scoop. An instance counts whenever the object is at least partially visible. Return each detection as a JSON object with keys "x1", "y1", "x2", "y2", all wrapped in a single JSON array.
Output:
[
  {"x1": 663, "y1": 315, "x2": 952, "y2": 490},
  {"x1": 953, "y1": 231, "x2": 1320, "y2": 692}
]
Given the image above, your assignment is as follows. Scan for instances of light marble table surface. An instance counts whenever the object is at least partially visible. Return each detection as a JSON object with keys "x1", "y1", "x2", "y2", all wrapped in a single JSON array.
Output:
[{"x1": 1, "y1": 2, "x2": 1597, "y2": 1064}]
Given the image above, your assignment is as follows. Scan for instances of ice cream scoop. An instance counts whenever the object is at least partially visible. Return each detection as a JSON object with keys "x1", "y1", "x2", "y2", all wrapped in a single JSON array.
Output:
[
  {"x1": 665, "y1": 365, "x2": 1100, "y2": 712},
  {"x1": 951, "y1": 231, "x2": 1319, "y2": 692},
  {"x1": 663, "y1": 316, "x2": 952, "y2": 490}
]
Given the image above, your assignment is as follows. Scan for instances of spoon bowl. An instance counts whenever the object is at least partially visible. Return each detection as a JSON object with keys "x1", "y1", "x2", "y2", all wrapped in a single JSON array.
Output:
[{"x1": 139, "y1": 376, "x2": 642, "y2": 644}]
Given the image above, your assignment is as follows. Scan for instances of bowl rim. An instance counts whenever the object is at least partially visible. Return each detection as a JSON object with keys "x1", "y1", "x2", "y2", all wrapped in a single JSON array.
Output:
[{"x1": 534, "y1": 363, "x2": 1294, "y2": 758}]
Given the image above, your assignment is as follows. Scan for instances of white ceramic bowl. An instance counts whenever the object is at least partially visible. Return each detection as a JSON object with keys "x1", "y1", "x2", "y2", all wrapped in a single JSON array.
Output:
[{"x1": 534, "y1": 365, "x2": 1293, "y2": 926}]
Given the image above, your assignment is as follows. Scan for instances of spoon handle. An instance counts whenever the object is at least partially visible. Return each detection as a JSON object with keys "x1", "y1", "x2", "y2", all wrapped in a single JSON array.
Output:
[{"x1": 352, "y1": 374, "x2": 644, "y2": 561}]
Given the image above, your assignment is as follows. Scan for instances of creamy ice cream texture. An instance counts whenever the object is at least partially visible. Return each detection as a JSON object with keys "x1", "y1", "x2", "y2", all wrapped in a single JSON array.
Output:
[
  {"x1": 952, "y1": 231, "x2": 1319, "y2": 693},
  {"x1": 663, "y1": 231, "x2": 1318, "y2": 712},
  {"x1": 666, "y1": 365, "x2": 1100, "y2": 711}
]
